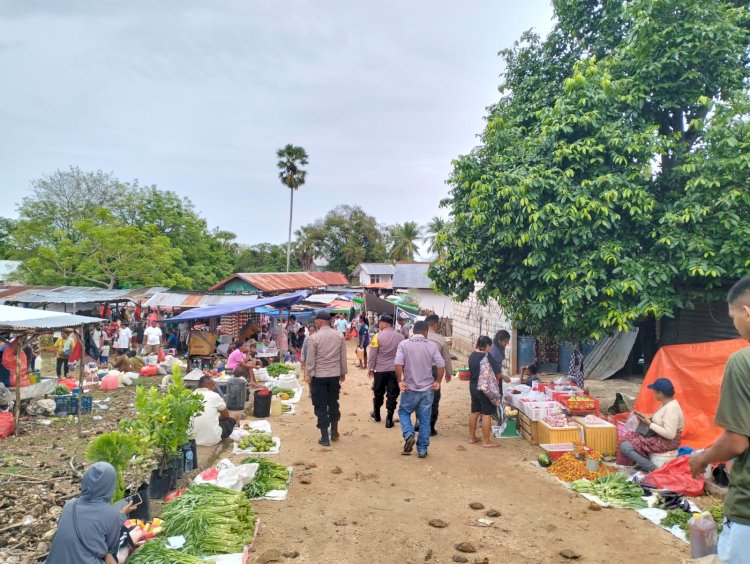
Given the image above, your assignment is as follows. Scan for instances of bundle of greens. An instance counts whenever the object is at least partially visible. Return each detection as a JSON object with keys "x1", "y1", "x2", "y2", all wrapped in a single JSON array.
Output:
[
  {"x1": 267, "y1": 363, "x2": 296, "y2": 377},
  {"x1": 570, "y1": 473, "x2": 647, "y2": 509},
  {"x1": 51, "y1": 384, "x2": 71, "y2": 396},
  {"x1": 242, "y1": 457, "x2": 291, "y2": 498},
  {"x1": 129, "y1": 540, "x2": 214, "y2": 563},
  {"x1": 161, "y1": 484, "x2": 256, "y2": 555},
  {"x1": 660, "y1": 509, "x2": 691, "y2": 535}
]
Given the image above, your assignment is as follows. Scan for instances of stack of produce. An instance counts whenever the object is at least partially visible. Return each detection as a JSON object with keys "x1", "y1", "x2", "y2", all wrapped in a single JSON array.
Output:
[
  {"x1": 238, "y1": 430, "x2": 275, "y2": 452},
  {"x1": 51, "y1": 384, "x2": 71, "y2": 396},
  {"x1": 660, "y1": 504, "x2": 724, "y2": 537},
  {"x1": 270, "y1": 387, "x2": 296, "y2": 399},
  {"x1": 654, "y1": 490, "x2": 691, "y2": 512},
  {"x1": 543, "y1": 413, "x2": 570, "y2": 427},
  {"x1": 547, "y1": 453, "x2": 614, "y2": 482},
  {"x1": 160, "y1": 484, "x2": 256, "y2": 555},
  {"x1": 129, "y1": 540, "x2": 213, "y2": 563},
  {"x1": 241, "y1": 457, "x2": 291, "y2": 498},
  {"x1": 267, "y1": 363, "x2": 296, "y2": 377},
  {"x1": 570, "y1": 473, "x2": 648, "y2": 509}
]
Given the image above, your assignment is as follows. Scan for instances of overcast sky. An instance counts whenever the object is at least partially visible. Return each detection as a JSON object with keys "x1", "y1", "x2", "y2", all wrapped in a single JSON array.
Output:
[{"x1": 0, "y1": 1, "x2": 554, "y2": 249}]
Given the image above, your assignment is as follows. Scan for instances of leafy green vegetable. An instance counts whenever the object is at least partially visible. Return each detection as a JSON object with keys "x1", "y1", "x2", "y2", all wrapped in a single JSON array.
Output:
[
  {"x1": 570, "y1": 473, "x2": 647, "y2": 509},
  {"x1": 267, "y1": 363, "x2": 296, "y2": 377},
  {"x1": 161, "y1": 484, "x2": 256, "y2": 555},
  {"x1": 85, "y1": 431, "x2": 138, "y2": 502},
  {"x1": 241, "y1": 457, "x2": 290, "y2": 499},
  {"x1": 128, "y1": 540, "x2": 213, "y2": 563},
  {"x1": 661, "y1": 509, "x2": 691, "y2": 536},
  {"x1": 51, "y1": 384, "x2": 71, "y2": 396}
]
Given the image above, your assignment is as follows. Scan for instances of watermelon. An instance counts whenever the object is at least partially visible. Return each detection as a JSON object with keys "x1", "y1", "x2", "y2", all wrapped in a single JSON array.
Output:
[{"x1": 538, "y1": 453, "x2": 552, "y2": 468}]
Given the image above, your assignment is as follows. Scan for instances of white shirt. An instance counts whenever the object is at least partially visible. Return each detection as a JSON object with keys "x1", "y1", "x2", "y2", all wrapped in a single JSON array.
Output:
[
  {"x1": 335, "y1": 318, "x2": 348, "y2": 333},
  {"x1": 191, "y1": 388, "x2": 226, "y2": 446},
  {"x1": 116, "y1": 327, "x2": 132, "y2": 349},
  {"x1": 92, "y1": 329, "x2": 102, "y2": 348},
  {"x1": 144, "y1": 326, "x2": 162, "y2": 346}
]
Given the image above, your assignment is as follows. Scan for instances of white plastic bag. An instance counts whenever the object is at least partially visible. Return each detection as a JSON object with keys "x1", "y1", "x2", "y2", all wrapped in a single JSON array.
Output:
[{"x1": 623, "y1": 412, "x2": 639, "y2": 433}]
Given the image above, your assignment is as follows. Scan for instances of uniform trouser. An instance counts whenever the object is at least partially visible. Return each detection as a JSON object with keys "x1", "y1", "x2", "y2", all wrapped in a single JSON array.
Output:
[
  {"x1": 430, "y1": 388, "x2": 441, "y2": 429},
  {"x1": 311, "y1": 377, "x2": 341, "y2": 431},
  {"x1": 372, "y1": 371, "x2": 400, "y2": 413}
]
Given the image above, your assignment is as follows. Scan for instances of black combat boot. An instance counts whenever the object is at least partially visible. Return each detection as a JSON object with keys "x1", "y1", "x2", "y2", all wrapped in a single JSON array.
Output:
[
  {"x1": 385, "y1": 410, "x2": 395, "y2": 428},
  {"x1": 331, "y1": 421, "x2": 339, "y2": 442}
]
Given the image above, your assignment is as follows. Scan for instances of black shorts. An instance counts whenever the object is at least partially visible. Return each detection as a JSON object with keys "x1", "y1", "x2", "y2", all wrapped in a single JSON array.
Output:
[{"x1": 470, "y1": 388, "x2": 495, "y2": 416}]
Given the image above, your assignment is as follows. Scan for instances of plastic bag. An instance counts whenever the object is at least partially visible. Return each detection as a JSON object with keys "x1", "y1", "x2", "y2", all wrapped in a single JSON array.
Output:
[
  {"x1": 623, "y1": 412, "x2": 639, "y2": 433},
  {"x1": 642, "y1": 455, "x2": 705, "y2": 496},
  {"x1": 0, "y1": 411, "x2": 15, "y2": 438}
]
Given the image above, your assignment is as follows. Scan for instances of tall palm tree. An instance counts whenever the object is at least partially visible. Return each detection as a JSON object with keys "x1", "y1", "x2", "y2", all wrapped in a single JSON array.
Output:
[
  {"x1": 276, "y1": 144, "x2": 309, "y2": 271},
  {"x1": 293, "y1": 225, "x2": 318, "y2": 271},
  {"x1": 389, "y1": 221, "x2": 422, "y2": 262},
  {"x1": 424, "y1": 216, "x2": 446, "y2": 256}
]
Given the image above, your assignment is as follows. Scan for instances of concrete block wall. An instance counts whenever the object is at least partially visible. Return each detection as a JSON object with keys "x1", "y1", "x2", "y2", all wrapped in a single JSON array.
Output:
[{"x1": 451, "y1": 290, "x2": 512, "y2": 369}]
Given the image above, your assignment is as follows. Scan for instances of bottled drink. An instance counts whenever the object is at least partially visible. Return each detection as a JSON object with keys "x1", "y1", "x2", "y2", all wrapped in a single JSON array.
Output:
[{"x1": 184, "y1": 447, "x2": 194, "y2": 473}]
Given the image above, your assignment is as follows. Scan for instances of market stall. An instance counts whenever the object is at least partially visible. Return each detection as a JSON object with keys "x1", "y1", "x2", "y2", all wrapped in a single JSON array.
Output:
[{"x1": 0, "y1": 304, "x2": 107, "y2": 437}]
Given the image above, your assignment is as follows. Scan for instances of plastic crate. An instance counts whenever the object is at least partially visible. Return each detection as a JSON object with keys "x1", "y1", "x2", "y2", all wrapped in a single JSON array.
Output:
[
  {"x1": 540, "y1": 443, "x2": 590, "y2": 461},
  {"x1": 564, "y1": 396, "x2": 600, "y2": 414},
  {"x1": 573, "y1": 417, "x2": 617, "y2": 456},
  {"x1": 54, "y1": 395, "x2": 71, "y2": 416},
  {"x1": 68, "y1": 395, "x2": 93, "y2": 415}
]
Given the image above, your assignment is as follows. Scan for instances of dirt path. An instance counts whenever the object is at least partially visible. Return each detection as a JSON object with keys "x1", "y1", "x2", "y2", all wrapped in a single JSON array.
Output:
[{"x1": 245, "y1": 342, "x2": 689, "y2": 563}]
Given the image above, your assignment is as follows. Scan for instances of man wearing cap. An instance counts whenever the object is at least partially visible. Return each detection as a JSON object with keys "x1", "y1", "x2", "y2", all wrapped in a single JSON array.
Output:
[
  {"x1": 395, "y1": 320, "x2": 445, "y2": 458},
  {"x1": 367, "y1": 314, "x2": 404, "y2": 428},
  {"x1": 689, "y1": 276, "x2": 750, "y2": 561},
  {"x1": 306, "y1": 311, "x2": 347, "y2": 446}
]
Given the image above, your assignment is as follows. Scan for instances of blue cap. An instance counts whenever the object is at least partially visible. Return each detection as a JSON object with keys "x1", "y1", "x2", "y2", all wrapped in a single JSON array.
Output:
[{"x1": 647, "y1": 378, "x2": 675, "y2": 395}]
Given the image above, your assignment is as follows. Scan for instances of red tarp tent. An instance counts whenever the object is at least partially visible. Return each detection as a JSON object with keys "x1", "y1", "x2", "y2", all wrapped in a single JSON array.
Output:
[{"x1": 634, "y1": 339, "x2": 750, "y2": 449}]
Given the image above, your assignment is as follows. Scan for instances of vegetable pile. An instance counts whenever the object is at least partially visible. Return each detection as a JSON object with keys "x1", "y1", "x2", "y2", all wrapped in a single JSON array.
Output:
[
  {"x1": 161, "y1": 484, "x2": 256, "y2": 555},
  {"x1": 238, "y1": 430, "x2": 275, "y2": 452},
  {"x1": 660, "y1": 509, "x2": 692, "y2": 535},
  {"x1": 129, "y1": 540, "x2": 214, "y2": 563},
  {"x1": 570, "y1": 473, "x2": 647, "y2": 509},
  {"x1": 270, "y1": 387, "x2": 296, "y2": 399},
  {"x1": 51, "y1": 384, "x2": 71, "y2": 396},
  {"x1": 241, "y1": 457, "x2": 291, "y2": 498},
  {"x1": 547, "y1": 453, "x2": 614, "y2": 482},
  {"x1": 267, "y1": 363, "x2": 296, "y2": 377},
  {"x1": 654, "y1": 490, "x2": 691, "y2": 512}
]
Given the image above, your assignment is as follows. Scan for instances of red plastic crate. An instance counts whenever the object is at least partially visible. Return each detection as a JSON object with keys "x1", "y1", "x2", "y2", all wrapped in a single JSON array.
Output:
[{"x1": 564, "y1": 396, "x2": 600, "y2": 414}]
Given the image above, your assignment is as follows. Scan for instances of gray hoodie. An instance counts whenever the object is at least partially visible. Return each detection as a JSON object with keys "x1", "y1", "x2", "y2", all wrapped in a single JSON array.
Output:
[{"x1": 46, "y1": 462, "x2": 127, "y2": 563}]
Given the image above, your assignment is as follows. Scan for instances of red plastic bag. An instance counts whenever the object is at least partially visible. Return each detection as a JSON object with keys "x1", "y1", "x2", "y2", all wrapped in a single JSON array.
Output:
[
  {"x1": 0, "y1": 411, "x2": 15, "y2": 438},
  {"x1": 140, "y1": 365, "x2": 159, "y2": 377},
  {"x1": 198, "y1": 468, "x2": 219, "y2": 482},
  {"x1": 2, "y1": 346, "x2": 27, "y2": 378},
  {"x1": 642, "y1": 455, "x2": 705, "y2": 496}
]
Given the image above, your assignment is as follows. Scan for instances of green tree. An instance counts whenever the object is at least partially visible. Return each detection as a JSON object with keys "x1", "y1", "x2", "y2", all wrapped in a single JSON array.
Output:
[
  {"x1": 276, "y1": 144, "x2": 309, "y2": 272},
  {"x1": 293, "y1": 225, "x2": 321, "y2": 271},
  {"x1": 424, "y1": 216, "x2": 446, "y2": 256},
  {"x1": 389, "y1": 221, "x2": 422, "y2": 262},
  {"x1": 431, "y1": 0, "x2": 750, "y2": 340},
  {"x1": 234, "y1": 243, "x2": 300, "y2": 273},
  {"x1": 296, "y1": 205, "x2": 389, "y2": 275},
  {"x1": 18, "y1": 208, "x2": 187, "y2": 289},
  {"x1": 0, "y1": 218, "x2": 15, "y2": 260}
]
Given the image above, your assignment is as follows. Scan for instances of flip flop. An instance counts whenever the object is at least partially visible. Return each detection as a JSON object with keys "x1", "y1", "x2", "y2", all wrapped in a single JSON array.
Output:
[
  {"x1": 482, "y1": 444, "x2": 501, "y2": 449},
  {"x1": 469, "y1": 438, "x2": 480, "y2": 444}
]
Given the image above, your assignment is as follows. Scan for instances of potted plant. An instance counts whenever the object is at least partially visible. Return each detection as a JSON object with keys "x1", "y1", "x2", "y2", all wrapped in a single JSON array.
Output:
[
  {"x1": 85, "y1": 430, "x2": 138, "y2": 502},
  {"x1": 128, "y1": 374, "x2": 204, "y2": 498}
]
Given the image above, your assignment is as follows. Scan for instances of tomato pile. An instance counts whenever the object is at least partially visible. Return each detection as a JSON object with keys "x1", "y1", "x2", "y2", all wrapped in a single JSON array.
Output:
[{"x1": 547, "y1": 453, "x2": 614, "y2": 482}]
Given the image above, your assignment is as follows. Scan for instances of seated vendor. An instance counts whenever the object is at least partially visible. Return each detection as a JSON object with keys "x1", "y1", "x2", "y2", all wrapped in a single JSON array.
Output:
[
  {"x1": 520, "y1": 363, "x2": 542, "y2": 386},
  {"x1": 226, "y1": 344, "x2": 262, "y2": 387},
  {"x1": 110, "y1": 351, "x2": 132, "y2": 373},
  {"x1": 46, "y1": 462, "x2": 138, "y2": 564},
  {"x1": 245, "y1": 341, "x2": 263, "y2": 369},
  {"x1": 192, "y1": 376, "x2": 236, "y2": 446},
  {"x1": 619, "y1": 378, "x2": 684, "y2": 472}
]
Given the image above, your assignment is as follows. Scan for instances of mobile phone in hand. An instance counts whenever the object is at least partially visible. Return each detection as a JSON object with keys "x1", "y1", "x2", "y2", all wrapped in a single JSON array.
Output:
[{"x1": 127, "y1": 493, "x2": 142, "y2": 506}]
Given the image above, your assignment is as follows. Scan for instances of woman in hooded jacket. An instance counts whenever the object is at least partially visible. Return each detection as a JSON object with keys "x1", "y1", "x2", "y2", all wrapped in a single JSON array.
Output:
[{"x1": 47, "y1": 462, "x2": 137, "y2": 563}]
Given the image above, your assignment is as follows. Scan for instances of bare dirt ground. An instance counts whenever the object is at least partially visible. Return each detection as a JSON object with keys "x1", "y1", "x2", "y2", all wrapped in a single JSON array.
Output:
[{"x1": 0, "y1": 344, "x2": 690, "y2": 563}]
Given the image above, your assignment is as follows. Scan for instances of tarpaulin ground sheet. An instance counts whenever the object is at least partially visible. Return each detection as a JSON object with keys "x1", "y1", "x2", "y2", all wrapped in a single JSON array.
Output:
[{"x1": 634, "y1": 339, "x2": 750, "y2": 449}]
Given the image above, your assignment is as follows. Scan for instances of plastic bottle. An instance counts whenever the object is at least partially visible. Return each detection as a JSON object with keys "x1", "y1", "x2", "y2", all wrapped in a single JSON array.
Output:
[
  {"x1": 689, "y1": 512, "x2": 718, "y2": 558},
  {"x1": 184, "y1": 447, "x2": 194, "y2": 473},
  {"x1": 270, "y1": 395, "x2": 282, "y2": 417}
]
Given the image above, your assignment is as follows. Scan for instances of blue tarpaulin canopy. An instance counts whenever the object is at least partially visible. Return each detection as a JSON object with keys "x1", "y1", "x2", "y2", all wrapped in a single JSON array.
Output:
[{"x1": 159, "y1": 291, "x2": 308, "y2": 322}]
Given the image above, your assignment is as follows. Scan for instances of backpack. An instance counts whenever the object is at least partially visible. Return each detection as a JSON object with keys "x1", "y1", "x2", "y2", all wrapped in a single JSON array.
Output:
[{"x1": 477, "y1": 354, "x2": 501, "y2": 406}]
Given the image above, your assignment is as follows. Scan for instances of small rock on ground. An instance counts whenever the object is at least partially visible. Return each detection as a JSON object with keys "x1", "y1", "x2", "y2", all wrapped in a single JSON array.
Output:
[
  {"x1": 424, "y1": 548, "x2": 434, "y2": 561},
  {"x1": 485, "y1": 510, "x2": 501, "y2": 518},
  {"x1": 455, "y1": 542, "x2": 477, "y2": 553},
  {"x1": 428, "y1": 519, "x2": 448, "y2": 528},
  {"x1": 453, "y1": 556, "x2": 468, "y2": 563},
  {"x1": 468, "y1": 502, "x2": 485, "y2": 510},
  {"x1": 334, "y1": 519, "x2": 347, "y2": 526},
  {"x1": 560, "y1": 549, "x2": 581, "y2": 560},
  {"x1": 331, "y1": 466, "x2": 343, "y2": 474},
  {"x1": 283, "y1": 551, "x2": 300, "y2": 559},
  {"x1": 257, "y1": 549, "x2": 284, "y2": 564},
  {"x1": 300, "y1": 478, "x2": 311, "y2": 485},
  {"x1": 474, "y1": 558, "x2": 489, "y2": 564}
]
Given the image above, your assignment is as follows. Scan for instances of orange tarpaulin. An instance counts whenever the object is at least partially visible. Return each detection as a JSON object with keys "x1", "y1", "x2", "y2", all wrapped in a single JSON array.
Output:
[{"x1": 634, "y1": 339, "x2": 750, "y2": 449}]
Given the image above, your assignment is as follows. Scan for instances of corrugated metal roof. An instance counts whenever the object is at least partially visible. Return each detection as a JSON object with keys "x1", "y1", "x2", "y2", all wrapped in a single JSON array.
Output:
[
  {"x1": 364, "y1": 281, "x2": 393, "y2": 289},
  {"x1": 209, "y1": 272, "x2": 348, "y2": 293},
  {"x1": 5, "y1": 286, "x2": 134, "y2": 304},
  {"x1": 0, "y1": 304, "x2": 106, "y2": 331},
  {"x1": 392, "y1": 263, "x2": 433, "y2": 289},
  {"x1": 143, "y1": 292, "x2": 260, "y2": 309},
  {"x1": 584, "y1": 329, "x2": 640, "y2": 381},
  {"x1": 0, "y1": 286, "x2": 45, "y2": 302},
  {"x1": 353, "y1": 263, "x2": 396, "y2": 276}
]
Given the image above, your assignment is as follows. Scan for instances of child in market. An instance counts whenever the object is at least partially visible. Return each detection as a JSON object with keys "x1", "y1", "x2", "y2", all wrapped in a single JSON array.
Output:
[
  {"x1": 99, "y1": 343, "x2": 110, "y2": 367},
  {"x1": 521, "y1": 363, "x2": 542, "y2": 387}
]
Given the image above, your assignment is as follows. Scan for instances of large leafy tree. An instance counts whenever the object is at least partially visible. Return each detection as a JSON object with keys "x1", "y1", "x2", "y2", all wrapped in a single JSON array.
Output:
[
  {"x1": 389, "y1": 221, "x2": 422, "y2": 262},
  {"x1": 234, "y1": 243, "x2": 300, "y2": 273},
  {"x1": 431, "y1": 0, "x2": 750, "y2": 340},
  {"x1": 11, "y1": 169, "x2": 233, "y2": 289},
  {"x1": 276, "y1": 144, "x2": 309, "y2": 272},
  {"x1": 424, "y1": 216, "x2": 447, "y2": 257},
  {"x1": 296, "y1": 205, "x2": 389, "y2": 275}
]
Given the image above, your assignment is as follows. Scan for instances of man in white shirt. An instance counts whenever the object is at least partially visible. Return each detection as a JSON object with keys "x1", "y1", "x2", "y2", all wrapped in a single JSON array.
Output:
[
  {"x1": 191, "y1": 376, "x2": 236, "y2": 446},
  {"x1": 115, "y1": 323, "x2": 132, "y2": 355},
  {"x1": 335, "y1": 315, "x2": 348, "y2": 336},
  {"x1": 143, "y1": 320, "x2": 163, "y2": 355}
]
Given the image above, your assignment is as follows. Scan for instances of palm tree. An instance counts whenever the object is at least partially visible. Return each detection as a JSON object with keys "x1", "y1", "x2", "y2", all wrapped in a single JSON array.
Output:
[
  {"x1": 276, "y1": 144, "x2": 309, "y2": 271},
  {"x1": 293, "y1": 225, "x2": 318, "y2": 271},
  {"x1": 424, "y1": 216, "x2": 446, "y2": 256},
  {"x1": 389, "y1": 221, "x2": 422, "y2": 262}
]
